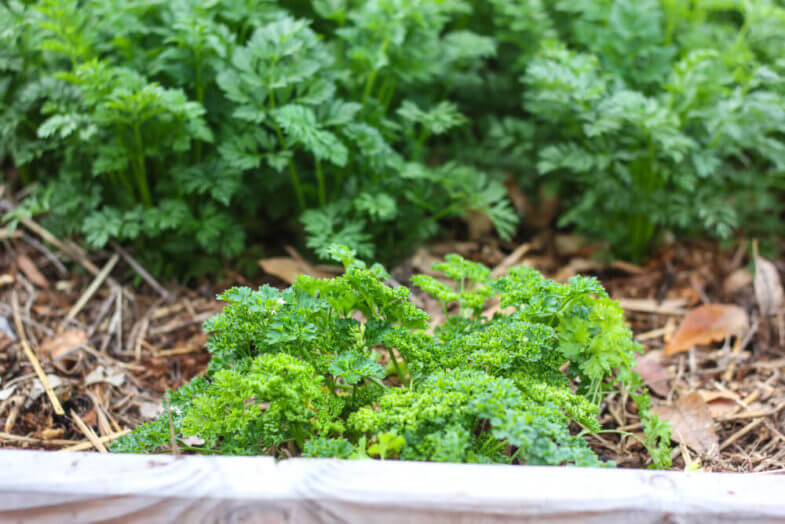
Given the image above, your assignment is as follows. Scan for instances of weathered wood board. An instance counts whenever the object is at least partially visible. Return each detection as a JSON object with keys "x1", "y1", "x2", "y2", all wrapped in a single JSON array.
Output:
[{"x1": 1, "y1": 450, "x2": 784, "y2": 523}]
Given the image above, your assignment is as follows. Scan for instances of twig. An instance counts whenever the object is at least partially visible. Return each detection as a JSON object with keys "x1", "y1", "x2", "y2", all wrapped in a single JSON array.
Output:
[
  {"x1": 60, "y1": 254, "x2": 119, "y2": 331},
  {"x1": 166, "y1": 394, "x2": 179, "y2": 456},
  {"x1": 87, "y1": 287, "x2": 119, "y2": 338},
  {"x1": 616, "y1": 298, "x2": 687, "y2": 315},
  {"x1": 11, "y1": 291, "x2": 64, "y2": 415},
  {"x1": 149, "y1": 310, "x2": 216, "y2": 336},
  {"x1": 21, "y1": 233, "x2": 68, "y2": 276},
  {"x1": 133, "y1": 315, "x2": 150, "y2": 361},
  {"x1": 635, "y1": 325, "x2": 674, "y2": 342},
  {"x1": 116, "y1": 289, "x2": 123, "y2": 354},
  {"x1": 723, "y1": 319, "x2": 759, "y2": 382},
  {"x1": 720, "y1": 418, "x2": 765, "y2": 451},
  {"x1": 19, "y1": 218, "x2": 102, "y2": 277},
  {"x1": 112, "y1": 242, "x2": 170, "y2": 299},
  {"x1": 0, "y1": 432, "x2": 79, "y2": 447},
  {"x1": 70, "y1": 409, "x2": 107, "y2": 452},
  {"x1": 154, "y1": 345, "x2": 204, "y2": 357},
  {"x1": 59, "y1": 429, "x2": 131, "y2": 452}
]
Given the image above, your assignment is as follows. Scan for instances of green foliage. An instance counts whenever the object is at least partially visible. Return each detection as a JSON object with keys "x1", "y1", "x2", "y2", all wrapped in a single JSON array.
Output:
[
  {"x1": 116, "y1": 247, "x2": 670, "y2": 468},
  {"x1": 2, "y1": 0, "x2": 518, "y2": 275},
  {"x1": 6, "y1": 0, "x2": 785, "y2": 268},
  {"x1": 514, "y1": 1, "x2": 785, "y2": 259}
]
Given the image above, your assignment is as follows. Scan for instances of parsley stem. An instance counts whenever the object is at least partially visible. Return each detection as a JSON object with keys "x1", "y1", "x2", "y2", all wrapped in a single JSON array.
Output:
[{"x1": 386, "y1": 347, "x2": 408, "y2": 386}]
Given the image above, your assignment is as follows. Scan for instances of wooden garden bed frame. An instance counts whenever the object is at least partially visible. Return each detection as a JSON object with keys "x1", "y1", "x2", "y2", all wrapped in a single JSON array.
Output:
[{"x1": 1, "y1": 450, "x2": 784, "y2": 522}]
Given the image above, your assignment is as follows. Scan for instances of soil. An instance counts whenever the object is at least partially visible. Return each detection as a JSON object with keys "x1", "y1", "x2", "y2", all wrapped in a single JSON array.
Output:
[{"x1": 1, "y1": 215, "x2": 783, "y2": 472}]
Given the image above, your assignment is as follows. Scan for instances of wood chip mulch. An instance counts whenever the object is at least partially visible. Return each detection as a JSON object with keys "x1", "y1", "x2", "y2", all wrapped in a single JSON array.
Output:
[{"x1": 2, "y1": 213, "x2": 784, "y2": 473}]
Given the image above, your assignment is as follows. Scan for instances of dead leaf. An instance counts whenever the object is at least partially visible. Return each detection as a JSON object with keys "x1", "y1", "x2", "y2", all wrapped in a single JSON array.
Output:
[
  {"x1": 41, "y1": 427, "x2": 64, "y2": 440},
  {"x1": 182, "y1": 435, "x2": 205, "y2": 446},
  {"x1": 138, "y1": 401, "x2": 163, "y2": 419},
  {"x1": 464, "y1": 211, "x2": 494, "y2": 241},
  {"x1": 664, "y1": 304, "x2": 749, "y2": 356},
  {"x1": 653, "y1": 392, "x2": 718, "y2": 456},
  {"x1": 698, "y1": 390, "x2": 742, "y2": 419},
  {"x1": 17, "y1": 254, "x2": 49, "y2": 289},
  {"x1": 29, "y1": 375, "x2": 66, "y2": 401},
  {"x1": 754, "y1": 255, "x2": 784, "y2": 316},
  {"x1": 259, "y1": 256, "x2": 333, "y2": 284},
  {"x1": 84, "y1": 366, "x2": 125, "y2": 387},
  {"x1": 40, "y1": 329, "x2": 87, "y2": 359},
  {"x1": 0, "y1": 274, "x2": 14, "y2": 287},
  {"x1": 0, "y1": 385, "x2": 17, "y2": 401},
  {"x1": 633, "y1": 350, "x2": 671, "y2": 396},
  {"x1": 723, "y1": 268, "x2": 752, "y2": 295}
]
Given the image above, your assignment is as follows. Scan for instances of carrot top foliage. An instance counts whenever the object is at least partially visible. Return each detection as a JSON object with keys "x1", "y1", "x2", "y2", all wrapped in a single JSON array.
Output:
[{"x1": 3, "y1": 1, "x2": 785, "y2": 273}]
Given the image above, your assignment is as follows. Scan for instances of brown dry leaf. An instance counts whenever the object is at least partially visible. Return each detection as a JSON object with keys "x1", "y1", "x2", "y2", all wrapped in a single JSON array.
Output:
[
  {"x1": 464, "y1": 210, "x2": 494, "y2": 241},
  {"x1": 653, "y1": 392, "x2": 718, "y2": 456},
  {"x1": 259, "y1": 256, "x2": 333, "y2": 284},
  {"x1": 17, "y1": 254, "x2": 49, "y2": 289},
  {"x1": 40, "y1": 329, "x2": 87, "y2": 359},
  {"x1": 754, "y1": 255, "x2": 784, "y2": 316},
  {"x1": 633, "y1": 350, "x2": 671, "y2": 396},
  {"x1": 723, "y1": 268, "x2": 752, "y2": 295},
  {"x1": 698, "y1": 390, "x2": 742, "y2": 419},
  {"x1": 664, "y1": 304, "x2": 749, "y2": 356}
]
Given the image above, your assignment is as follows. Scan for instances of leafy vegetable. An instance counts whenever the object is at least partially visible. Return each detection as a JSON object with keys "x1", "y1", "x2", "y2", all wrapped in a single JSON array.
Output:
[{"x1": 115, "y1": 246, "x2": 670, "y2": 468}]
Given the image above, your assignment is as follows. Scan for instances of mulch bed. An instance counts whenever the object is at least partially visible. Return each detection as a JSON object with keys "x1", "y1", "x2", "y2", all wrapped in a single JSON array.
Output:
[{"x1": 1, "y1": 214, "x2": 783, "y2": 472}]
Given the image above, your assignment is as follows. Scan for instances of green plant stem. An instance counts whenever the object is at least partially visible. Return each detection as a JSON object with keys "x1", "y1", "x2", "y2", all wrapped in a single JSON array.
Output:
[
  {"x1": 269, "y1": 90, "x2": 306, "y2": 210},
  {"x1": 132, "y1": 124, "x2": 153, "y2": 207},
  {"x1": 412, "y1": 126, "x2": 430, "y2": 162},
  {"x1": 315, "y1": 158, "x2": 326, "y2": 207},
  {"x1": 363, "y1": 38, "x2": 390, "y2": 103},
  {"x1": 386, "y1": 347, "x2": 408, "y2": 386},
  {"x1": 194, "y1": 50, "x2": 204, "y2": 163}
]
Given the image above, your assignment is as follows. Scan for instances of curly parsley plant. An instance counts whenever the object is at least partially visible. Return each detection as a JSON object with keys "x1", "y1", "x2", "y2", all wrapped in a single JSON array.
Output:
[{"x1": 114, "y1": 246, "x2": 670, "y2": 468}]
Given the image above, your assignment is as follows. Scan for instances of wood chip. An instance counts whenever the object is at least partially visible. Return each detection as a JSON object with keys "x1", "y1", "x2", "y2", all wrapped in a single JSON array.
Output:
[
  {"x1": 16, "y1": 254, "x2": 50, "y2": 289},
  {"x1": 59, "y1": 429, "x2": 131, "y2": 452},
  {"x1": 616, "y1": 298, "x2": 687, "y2": 315},
  {"x1": 10, "y1": 292, "x2": 64, "y2": 415},
  {"x1": 60, "y1": 254, "x2": 119, "y2": 331},
  {"x1": 70, "y1": 409, "x2": 107, "y2": 452}
]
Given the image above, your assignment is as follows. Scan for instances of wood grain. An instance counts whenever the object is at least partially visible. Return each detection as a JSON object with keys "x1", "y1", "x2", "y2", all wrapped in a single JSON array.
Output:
[{"x1": 1, "y1": 450, "x2": 784, "y2": 523}]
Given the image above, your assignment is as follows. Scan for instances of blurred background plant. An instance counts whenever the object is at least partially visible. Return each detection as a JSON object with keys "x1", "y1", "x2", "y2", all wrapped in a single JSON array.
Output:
[{"x1": 2, "y1": 0, "x2": 784, "y2": 276}]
